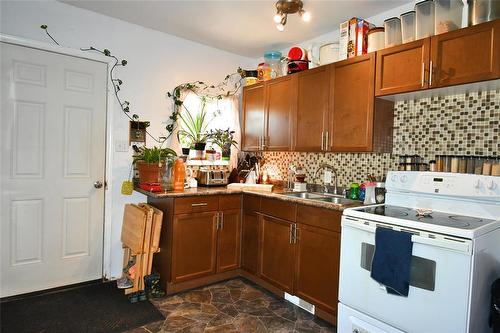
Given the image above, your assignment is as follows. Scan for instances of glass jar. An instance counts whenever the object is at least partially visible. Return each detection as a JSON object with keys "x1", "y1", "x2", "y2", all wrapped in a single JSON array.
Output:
[
  {"x1": 429, "y1": 160, "x2": 437, "y2": 171},
  {"x1": 161, "y1": 156, "x2": 176, "y2": 192},
  {"x1": 458, "y1": 155, "x2": 467, "y2": 173},
  {"x1": 482, "y1": 157, "x2": 493, "y2": 175},
  {"x1": 451, "y1": 155, "x2": 459, "y2": 173},
  {"x1": 443, "y1": 155, "x2": 452, "y2": 172}
]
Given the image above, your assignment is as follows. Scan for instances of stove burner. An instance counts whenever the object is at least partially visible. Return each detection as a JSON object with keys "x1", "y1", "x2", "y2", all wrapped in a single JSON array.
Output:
[{"x1": 449, "y1": 216, "x2": 483, "y2": 223}]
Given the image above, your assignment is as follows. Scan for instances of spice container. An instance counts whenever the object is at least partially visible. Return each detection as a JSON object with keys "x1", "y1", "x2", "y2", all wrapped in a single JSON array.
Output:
[
  {"x1": 367, "y1": 27, "x2": 385, "y2": 53},
  {"x1": 443, "y1": 155, "x2": 452, "y2": 172},
  {"x1": 467, "y1": 156, "x2": 476, "y2": 174},
  {"x1": 475, "y1": 156, "x2": 484, "y2": 174},
  {"x1": 398, "y1": 163, "x2": 406, "y2": 171},
  {"x1": 401, "y1": 11, "x2": 417, "y2": 43},
  {"x1": 482, "y1": 157, "x2": 492, "y2": 175},
  {"x1": 416, "y1": 0, "x2": 436, "y2": 39},
  {"x1": 436, "y1": 155, "x2": 444, "y2": 172},
  {"x1": 451, "y1": 155, "x2": 459, "y2": 173},
  {"x1": 429, "y1": 160, "x2": 437, "y2": 171},
  {"x1": 384, "y1": 17, "x2": 402, "y2": 47},
  {"x1": 435, "y1": 0, "x2": 463, "y2": 34},
  {"x1": 491, "y1": 157, "x2": 500, "y2": 176},
  {"x1": 458, "y1": 155, "x2": 467, "y2": 173}
]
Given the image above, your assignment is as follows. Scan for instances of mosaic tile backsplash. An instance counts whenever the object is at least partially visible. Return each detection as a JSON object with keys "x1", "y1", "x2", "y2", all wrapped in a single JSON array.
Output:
[{"x1": 251, "y1": 89, "x2": 500, "y2": 187}]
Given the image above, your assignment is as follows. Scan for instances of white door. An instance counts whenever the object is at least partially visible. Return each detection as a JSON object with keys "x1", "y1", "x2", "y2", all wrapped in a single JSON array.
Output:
[{"x1": 1, "y1": 41, "x2": 108, "y2": 297}]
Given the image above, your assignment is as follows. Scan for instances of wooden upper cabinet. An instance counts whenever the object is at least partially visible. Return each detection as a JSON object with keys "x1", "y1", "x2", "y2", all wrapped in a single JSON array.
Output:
[
  {"x1": 430, "y1": 19, "x2": 500, "y2": 88},
  {"x1": 375, "y1": 38, "x2": 430, "y2": 96},
  {"x1": 260, "y1": 215, "x2": 295, "y2": 293},
  {"x1": 295, "y1": 224, "x2": 340, "y2": 315},
  {"x1": 330, "y1": 54, "x2": 377, "y2": 152},
  {"x1": 242, "y1": 83, "x2": 265, "y2": 151},
  {"x1": 171, "y1": 212, "x2": 218, "y2": 283},
  {"x1": 294, "y1": 66, "x2": 330, "y2": 151},
  {"x1": 216, "y1": 209, "x2": 241, "y2": 273},
  {"x1": 265, "y1": 76, "x2": 296, "y2": 151}
]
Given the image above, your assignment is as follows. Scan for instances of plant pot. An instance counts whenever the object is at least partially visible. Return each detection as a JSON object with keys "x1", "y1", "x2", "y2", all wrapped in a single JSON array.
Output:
[
  {"x1": 194, "y1": 142, "x2": 206, "y2": 151},
  {"x1": 222, "y1": 144, "x2": 231, "y2": 161},
  {"x1": 136, "y1": 161, "x2": 165, "y2": 184},
  {"x1": 181, "y1": 147, "x2": 190, "y2": 156}
]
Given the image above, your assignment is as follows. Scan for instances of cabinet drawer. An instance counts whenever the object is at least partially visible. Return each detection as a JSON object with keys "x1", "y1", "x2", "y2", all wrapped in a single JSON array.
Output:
[
  {"x1": 243, "y1": 194, "x2": 261, "y2": 212},
  {"x1": 219, "y1": 194, "x2": 242, "y2": 211},
  {"x1": 296, "y1": 205, "x2": 341, "y2": 233},
  {"x1": 174, "y1": 196, "x2": 219, "y2": 215},
  {"x1": 261, "y1": 198, "x2": 296, "y2": 221}
]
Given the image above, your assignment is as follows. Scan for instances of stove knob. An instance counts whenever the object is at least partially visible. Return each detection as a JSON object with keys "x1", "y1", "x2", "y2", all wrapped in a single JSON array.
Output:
[
  {"x1": 400, "y1": 175, "x2": 408, "y2": 183},
  {"x1": 391, "y1": 174, "x2": 398, "y2": 182},
  {"x1": 486, "y1": 180, "x2": 497, "y2": 190},
  {"x1": 474, "y1": 179, "x2": 481, "y2": 189}
]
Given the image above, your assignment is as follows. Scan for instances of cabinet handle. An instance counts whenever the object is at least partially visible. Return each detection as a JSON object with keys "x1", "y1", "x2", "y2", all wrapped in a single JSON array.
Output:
[
  {"x1": 215, "y1": 212, "x2": 219, "y2": 230},
  {"x1": 321, "y1": 131, "x2": 324, "y2": 151},
  {"x1": 219, "y1": 212, "x2": 224, "y2": 229},
  {"x1": 191, "y1": 202, "x2": 208, "y2": 207},
  {"x1": 325, "y1": 131, "x2": 329, "y2": 152},
  {"x1": 421, "y1": 62, "x2": 425, "y2": 87},
  {"x1": 289, "y1": 224, "x2": 293, "y2": 244},
  {"x1": 293, "y1": 224, "x2": 298, "y2": 244},
  {"x1": 429, "y1": 60, "x2": 433, "y2": 86}
]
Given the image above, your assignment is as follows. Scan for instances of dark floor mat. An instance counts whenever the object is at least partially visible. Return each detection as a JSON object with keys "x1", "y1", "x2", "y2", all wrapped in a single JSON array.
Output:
[{"x1": 0, "y1": 282, "x2": 164, "y2": 333}]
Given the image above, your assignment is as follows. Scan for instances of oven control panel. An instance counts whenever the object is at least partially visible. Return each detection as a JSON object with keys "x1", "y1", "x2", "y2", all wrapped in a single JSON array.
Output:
[{"x1": 386, "y1": 171, "x2": 500, "y2": 198}]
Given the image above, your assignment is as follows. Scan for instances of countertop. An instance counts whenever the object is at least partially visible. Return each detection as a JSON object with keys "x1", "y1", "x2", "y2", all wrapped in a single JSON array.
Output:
[{"x1": 134, "y1": 186, "x2": 363, "y2": 211}]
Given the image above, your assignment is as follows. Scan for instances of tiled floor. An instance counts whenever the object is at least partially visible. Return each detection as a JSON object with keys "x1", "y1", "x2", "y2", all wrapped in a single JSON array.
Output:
[{"x1": 128, "y1": 278, "x2": 337, "y2": 333}]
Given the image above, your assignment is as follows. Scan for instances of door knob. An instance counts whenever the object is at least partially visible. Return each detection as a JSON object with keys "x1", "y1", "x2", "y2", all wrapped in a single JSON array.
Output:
[{"x1": 94, "y1": 181, "x2": 103, "y2": 189}]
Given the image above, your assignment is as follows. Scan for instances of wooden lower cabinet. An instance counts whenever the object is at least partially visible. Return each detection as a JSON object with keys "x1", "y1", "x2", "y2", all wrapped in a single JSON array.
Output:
[
  {"x1": 295, "y1": 223, "x2": 341, "y2": 314},
  {"x1": 217, "y1": 209, "x2": 241, "y2": 273},
  {"x1": 241, "y1": 210, "x2": 261, "y2": 275},
  {"x1": 260, "y1": 215, "x2": 295, "y2": 293},
  {"x1": 171, "y1": 211, "x2": 218, "y2": 283}
]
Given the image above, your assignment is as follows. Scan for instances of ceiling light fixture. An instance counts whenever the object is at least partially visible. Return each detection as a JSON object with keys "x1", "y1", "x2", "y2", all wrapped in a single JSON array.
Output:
[{"x1": 273, "y1": 0, "x2": 310, "y2": 32}]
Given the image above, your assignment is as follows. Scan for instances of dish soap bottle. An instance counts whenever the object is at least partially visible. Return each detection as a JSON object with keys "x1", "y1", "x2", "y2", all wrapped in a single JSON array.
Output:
[{"x1": 173, "y1": 158, "x2": 186, "y2": 192}]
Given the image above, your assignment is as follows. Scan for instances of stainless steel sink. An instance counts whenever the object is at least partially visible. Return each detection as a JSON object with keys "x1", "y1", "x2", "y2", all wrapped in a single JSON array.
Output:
[
  {"x1": 280, "y1": 192, "x2": 359, "y2": 206},
  {"x1": 281, "y1": 192, "x2": 326, "y2": 200}
]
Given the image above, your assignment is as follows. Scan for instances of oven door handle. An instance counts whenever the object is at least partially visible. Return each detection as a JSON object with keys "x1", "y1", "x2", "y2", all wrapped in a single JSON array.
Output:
[{"x1": 342, "y1": 216, "x2": 472, "y2": 254}]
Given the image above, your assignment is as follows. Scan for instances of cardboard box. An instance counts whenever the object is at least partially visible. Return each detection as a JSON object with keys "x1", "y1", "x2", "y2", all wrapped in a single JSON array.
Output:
[
  {"x1": 339, "y1": 20, "x2": 349, "y2": 60},
  {"x1": 346, "y1": 17, "x2": 373, "y2": 58}
]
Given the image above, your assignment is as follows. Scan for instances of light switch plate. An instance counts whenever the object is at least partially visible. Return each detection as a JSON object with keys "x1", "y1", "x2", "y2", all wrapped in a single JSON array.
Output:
[{"x1": 115, "y1": 140, "x2": 129, "y2": 152}]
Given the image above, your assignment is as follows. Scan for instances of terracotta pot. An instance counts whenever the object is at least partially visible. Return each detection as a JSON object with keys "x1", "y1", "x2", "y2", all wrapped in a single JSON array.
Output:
[{"x1": 136, "y1": 161, "x2": 164, "y2": 184}]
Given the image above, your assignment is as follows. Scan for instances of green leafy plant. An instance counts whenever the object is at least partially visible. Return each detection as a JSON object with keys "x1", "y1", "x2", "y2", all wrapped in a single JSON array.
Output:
[
  {"x1": 176, "y1": 98, "x2": 214, "y2": 146},
  {"x1": 209, "y1": 128, "x2": 238, "y2": 150},
  {"x1": 133, "y1": 146, "x2": 177, "y2": 164}
]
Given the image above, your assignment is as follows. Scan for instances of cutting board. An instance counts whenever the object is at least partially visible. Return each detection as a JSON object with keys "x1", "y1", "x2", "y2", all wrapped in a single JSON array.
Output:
[
  {"x1": 121, "y1": 204, "x2": 147, "y2": 253},
  {"x1": 227, "y1": 183, "x2": 274, "y2": 192}
]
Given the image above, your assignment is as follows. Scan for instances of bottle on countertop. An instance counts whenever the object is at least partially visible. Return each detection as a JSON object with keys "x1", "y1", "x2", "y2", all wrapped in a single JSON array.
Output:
[{"x1": 173, "y1": 158, "x2": 186, "y2": 192}]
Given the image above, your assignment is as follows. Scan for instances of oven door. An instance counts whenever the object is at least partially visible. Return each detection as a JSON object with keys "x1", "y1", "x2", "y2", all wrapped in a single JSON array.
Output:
[{"x1": 339, "y1": 216, "x2": 473, "y2": 333}]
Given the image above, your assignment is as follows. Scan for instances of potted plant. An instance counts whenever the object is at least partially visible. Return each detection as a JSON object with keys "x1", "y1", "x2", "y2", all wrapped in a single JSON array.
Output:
[
  {"x1": 176, "y1": 99, "x2": 213, "y2": 160},
  {"x1": 134, "y1": 146, "x2": 176, "y2": 184},
  {"x1": 209, "y1": 128, "x2": 238, "y2": 161}
]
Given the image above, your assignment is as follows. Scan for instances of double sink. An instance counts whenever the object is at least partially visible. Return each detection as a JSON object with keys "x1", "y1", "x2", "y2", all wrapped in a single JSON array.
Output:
[{"x1": 280, "y1": 191, "x2": 359, "y2": 206}]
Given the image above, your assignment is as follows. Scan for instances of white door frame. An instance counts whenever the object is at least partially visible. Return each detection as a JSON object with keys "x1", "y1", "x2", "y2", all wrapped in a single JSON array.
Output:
[{"x1": 1, "y1": 33, "x2": 116, "y2": 280}]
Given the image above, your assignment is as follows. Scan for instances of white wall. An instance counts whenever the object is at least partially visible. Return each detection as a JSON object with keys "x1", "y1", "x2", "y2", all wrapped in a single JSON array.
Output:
[{"x1": 1, "y1": 0, "x2": 256, "y2": 279}]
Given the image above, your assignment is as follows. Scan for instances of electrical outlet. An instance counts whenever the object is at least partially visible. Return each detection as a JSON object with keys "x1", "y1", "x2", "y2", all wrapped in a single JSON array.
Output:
[
  {"x1": 324, "y1": 170, "x2": 332, "y2": 184},
  {"x1": 115, "y1": 140, "x2": 129, "y2": 152}
]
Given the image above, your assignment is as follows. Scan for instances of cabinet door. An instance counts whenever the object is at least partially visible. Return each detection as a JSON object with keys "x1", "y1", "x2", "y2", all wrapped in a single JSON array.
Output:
[
  {"x1": 294, "y1": 66, "x2": 330, "y2": 151},
  {"x1": 217, "y1": 209, "x2": 241, "y2": 273},
  {"x1": 171, "y1": 212, "x2": 217, "y2": 283},
  {"x1": 241, "y1": 210, "x2": 261, "y2": 275},
  {"x1": 375, "y1": 38, "x2": 430, "y2": 96},
  {"x1": 431, "y1": 20, "x2": 500, "y2": 88},
  {"x1": 330, "y1": 54, "x2": 376, "y2": 152},
  {"x1": 242, "y1": 83, "x2": 265, "y2": 151},
  {"x1": 265, "y1": 76, "x2": 295, "y2": 151},
  {"x1": 260, "y1": 215, "x2": 295, "y2": 293},
  {"x1": 295, "y1": 224, "x2": 341, "y2": 315}
]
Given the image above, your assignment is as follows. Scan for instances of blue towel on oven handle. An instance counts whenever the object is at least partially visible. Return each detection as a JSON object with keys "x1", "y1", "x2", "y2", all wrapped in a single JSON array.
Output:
[{"x1": 370, "y1": 227, "x2": 413, "y2": 297}]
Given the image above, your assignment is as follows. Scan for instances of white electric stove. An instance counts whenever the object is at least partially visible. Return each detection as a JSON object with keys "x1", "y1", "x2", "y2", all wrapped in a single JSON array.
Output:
[{"x1": 338, "y1": 171, "x2": 500, "y2": 333}]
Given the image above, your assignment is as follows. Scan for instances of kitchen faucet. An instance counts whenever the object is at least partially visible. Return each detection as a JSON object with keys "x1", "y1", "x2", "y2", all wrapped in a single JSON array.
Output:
[{"x1": 314, "y1": 163, "x2": 338, "y2": 194}]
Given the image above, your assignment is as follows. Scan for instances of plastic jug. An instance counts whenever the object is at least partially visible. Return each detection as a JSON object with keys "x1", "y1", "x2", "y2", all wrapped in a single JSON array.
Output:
[{"x1": 173, "y1": 158, "x2": 186, "y2": 191}]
